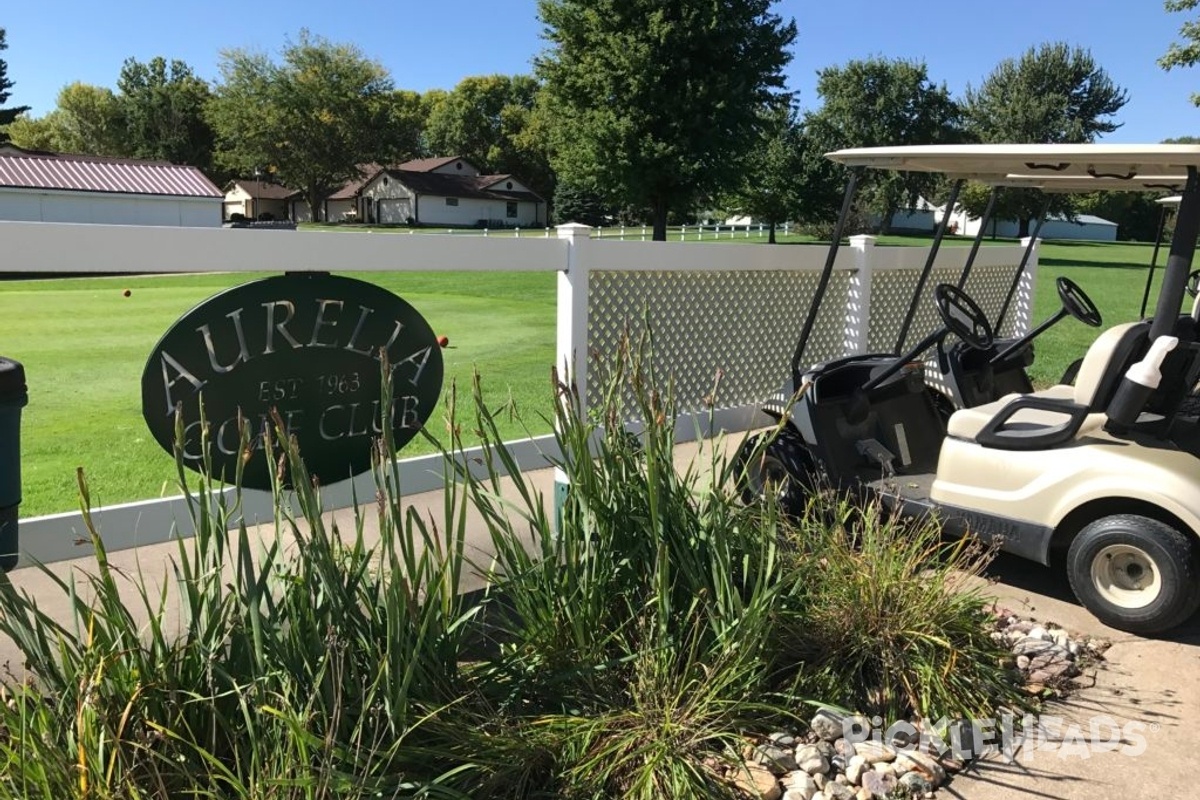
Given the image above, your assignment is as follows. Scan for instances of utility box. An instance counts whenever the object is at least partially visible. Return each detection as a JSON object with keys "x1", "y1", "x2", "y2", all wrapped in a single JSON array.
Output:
[{"x1": 0, "y1": 357, "x2": 27, "y2": 571}]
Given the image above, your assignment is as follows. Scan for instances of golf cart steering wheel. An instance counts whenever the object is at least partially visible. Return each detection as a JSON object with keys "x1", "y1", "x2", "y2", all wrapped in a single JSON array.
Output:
[
  {"x1": 1188, "y1": 270, "x2": 1200, "y2": 299},
  {"x1": 935, "y1": 284, "x2": 994, "y2": 350},
  {"x1": 1056, "y1": 277, "x2": 1102, "y2": 327}
]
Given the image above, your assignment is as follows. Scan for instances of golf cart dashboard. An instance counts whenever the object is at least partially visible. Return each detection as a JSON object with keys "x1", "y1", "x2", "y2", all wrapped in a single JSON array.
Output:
[{"x1": 805, "y1": 354, "x2": 926, "y2": 402}]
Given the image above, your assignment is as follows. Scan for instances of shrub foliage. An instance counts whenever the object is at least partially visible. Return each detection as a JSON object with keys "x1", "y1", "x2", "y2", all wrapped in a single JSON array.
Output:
[{"x1": 0, "y1": 341, "x2": 1027, "y2": 798}]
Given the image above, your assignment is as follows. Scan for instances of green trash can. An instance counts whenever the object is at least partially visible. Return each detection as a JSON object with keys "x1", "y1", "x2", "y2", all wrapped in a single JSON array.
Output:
[{"x1": 0, "y1": 357, "x2": 27, "y2": 571}]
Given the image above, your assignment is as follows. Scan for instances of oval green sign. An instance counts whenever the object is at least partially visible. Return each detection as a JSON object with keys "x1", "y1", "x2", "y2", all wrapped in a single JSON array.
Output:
[{"x1": 141, "y1": 273, "x2": 443, "y2": 491}]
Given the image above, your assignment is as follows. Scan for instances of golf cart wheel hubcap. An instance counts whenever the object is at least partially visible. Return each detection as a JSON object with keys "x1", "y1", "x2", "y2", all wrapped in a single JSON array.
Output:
[{"x1": 1090, "y1": 544, "x2": 1162, "y2": 609}]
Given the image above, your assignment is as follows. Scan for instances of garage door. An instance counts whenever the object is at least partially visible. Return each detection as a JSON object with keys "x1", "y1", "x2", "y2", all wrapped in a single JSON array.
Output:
[{"x1": 377, "y1": 198, "x2": 411, "y2": 224}]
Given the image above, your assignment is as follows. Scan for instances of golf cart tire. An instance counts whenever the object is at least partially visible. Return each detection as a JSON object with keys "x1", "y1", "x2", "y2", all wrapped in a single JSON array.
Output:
[
  {"x1": 1066, "y1": 515, "x2": 1200, "y2": 634},
  {"x1": 736, "y1": 427, "x2": 814, "y2": 515}
]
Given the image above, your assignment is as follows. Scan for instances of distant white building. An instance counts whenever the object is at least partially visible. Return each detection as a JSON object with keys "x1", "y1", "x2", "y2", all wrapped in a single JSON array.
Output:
[
  {"x1": 290, "y1": 156, "x2": 545, "y2": 227},
  {"x1": 888, "y1": 195, "x2": 1120, "y2": 241},
  {"x1": 884, "y1": 197, "x2": 940, "y2": 234},
  {"x1": 943, "y1": 205, "x2": 1118, "y2": 241},
  {"x1": 0, "y1": 145, "x2": 222, "y2": 227}
]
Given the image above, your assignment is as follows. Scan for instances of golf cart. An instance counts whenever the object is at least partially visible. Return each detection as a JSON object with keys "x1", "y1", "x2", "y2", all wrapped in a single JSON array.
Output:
[{"x1": 740, "y1": 144, "x2": 1200, "y2": 634}]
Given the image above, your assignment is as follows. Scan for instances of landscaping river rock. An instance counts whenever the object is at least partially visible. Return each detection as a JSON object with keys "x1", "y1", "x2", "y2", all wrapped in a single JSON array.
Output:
[{"x1": 731, "y1": 611, "x2": 1106, "y2": 799}]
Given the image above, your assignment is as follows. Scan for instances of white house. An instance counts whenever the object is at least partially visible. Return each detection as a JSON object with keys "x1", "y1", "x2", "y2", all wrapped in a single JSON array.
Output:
[
  {"x1": 0, "y1": 145, "x2": 222, "y2": 227},
  {"x1": 222, "y1": 179, "x2": 298, "y2": 221},
  {"x1": 289, "y1": 157, "x2": 545, "y2": 227}
]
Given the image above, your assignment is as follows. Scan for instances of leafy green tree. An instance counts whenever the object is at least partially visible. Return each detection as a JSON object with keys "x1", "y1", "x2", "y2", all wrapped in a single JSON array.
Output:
[
  {"x1": 381, "y1": 89, "x2": 428, "y2": 162},
  {"x1": 1, "y1": 114, "x2": 55, "y2": 149},
  {"x1": 1161, "y1": 0, "x2": 1200, "y2": 99},
  {"x1": 424, "y1": 74, "x2": 552, "y2": 197},
  {"x1": 0, "y1": 28, "x2": 29, "y2": 141},
  {"x1": 117, "y1": 57, "x2": 215, "y2": 169},
  {"x1": 208, "y1": 31, "x2": 401, "y2": 219},
  {"x1": 726, "y1": 103, "x2": 809, "y2": 243},
  {"x1": 553, "y1": 177, "x2": 610, "y2": 225},
  {"x1": 536, "y1": 0, "x2": 796, "y2": 240},
  {"x1": 1075, "y1": 191, "x2": 1165, "y2": 242},
  {"x1": 964, "y1": 43, "x2": 1126, "y2": 143},
  {"x1": 961, "y1": 43, "x2": 1127, "y2": 236},
  {"x1": 424, "y1": 75, "x2": 535, "y2": 170},
  {"x1": 4, "y1": 83, "x2": 125, "y2": 155},
  {"x1": 804, "y1": 57, "x2": 963, "y2": 231}
]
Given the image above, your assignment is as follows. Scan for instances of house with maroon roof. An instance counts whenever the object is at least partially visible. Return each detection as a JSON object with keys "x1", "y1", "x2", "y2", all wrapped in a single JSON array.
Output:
[
  {"x1": 0, "y1": 145, "x2": 222, "y2": 227},
  {"x1": 287, "y1": 156, "x2": 544, "y2": 227}
]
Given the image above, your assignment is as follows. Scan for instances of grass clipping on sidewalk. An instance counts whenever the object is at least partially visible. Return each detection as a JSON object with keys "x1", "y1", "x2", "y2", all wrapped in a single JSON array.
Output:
[{"x1": 0, "y1": 338, "x2": 1027, "y2": 799}]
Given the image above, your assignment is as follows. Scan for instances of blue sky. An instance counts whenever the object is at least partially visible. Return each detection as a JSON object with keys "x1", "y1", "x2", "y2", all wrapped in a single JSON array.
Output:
[{"x1": 3, "y1": 0, "x2": 1199, "y2": 142}]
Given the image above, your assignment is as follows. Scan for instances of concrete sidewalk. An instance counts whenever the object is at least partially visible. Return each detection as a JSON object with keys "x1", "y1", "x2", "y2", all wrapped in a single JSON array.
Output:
[
  {"x1": 0, "y1": 442, "x2": 1195, "y2": 800},
  {"x1": 946, "y1": 554, "x2": 1198, "y2": 800}
]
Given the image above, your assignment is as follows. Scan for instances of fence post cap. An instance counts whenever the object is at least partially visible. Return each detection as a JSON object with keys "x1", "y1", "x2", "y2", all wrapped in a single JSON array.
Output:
[{"x1": 556, "y1": 223, "x2": 593, "y2": 239}]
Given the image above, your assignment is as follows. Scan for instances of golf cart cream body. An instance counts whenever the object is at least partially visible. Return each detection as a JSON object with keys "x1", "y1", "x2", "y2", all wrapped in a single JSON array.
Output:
[{"x1": 742, "y1": 144, "x2": 1200, "y2": 634}]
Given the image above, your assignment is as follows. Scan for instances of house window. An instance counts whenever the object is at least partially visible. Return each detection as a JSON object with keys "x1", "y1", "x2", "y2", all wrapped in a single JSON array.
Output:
[
  {"x1": 446, "y1": 197, "x2": 459, "y2": 206},
  {"x1": 506, "y1": 181, "x2": 513, "y2": 190},
  {"x1": 506, "y1": 201, "x2": 518, "y2": 218}
]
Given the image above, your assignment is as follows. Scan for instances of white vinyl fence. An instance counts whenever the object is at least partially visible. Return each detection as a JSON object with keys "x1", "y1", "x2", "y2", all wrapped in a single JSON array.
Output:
[{"x1": 3, "y1": 221, "x2": 1036, "y2": 566}]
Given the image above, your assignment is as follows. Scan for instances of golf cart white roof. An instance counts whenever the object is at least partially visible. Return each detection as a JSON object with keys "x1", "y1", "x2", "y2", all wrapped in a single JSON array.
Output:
[{"x1": 825, "y1": 144, "x2": 1200, "y2": 180}]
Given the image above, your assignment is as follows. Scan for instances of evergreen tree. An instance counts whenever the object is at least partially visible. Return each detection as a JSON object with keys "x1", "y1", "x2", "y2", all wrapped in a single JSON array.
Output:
[{"x1": 0, "y1": 28, "x2": 30, "y2": 142}]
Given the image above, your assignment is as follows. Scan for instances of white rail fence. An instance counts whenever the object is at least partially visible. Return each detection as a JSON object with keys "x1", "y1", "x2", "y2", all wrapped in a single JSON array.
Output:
[
  {"x1": 350, "y1": 222, "x2": 784, "y2": 240},
  {"x1": 3, "y1": 221, "x2": 1036, "y2": 566}
]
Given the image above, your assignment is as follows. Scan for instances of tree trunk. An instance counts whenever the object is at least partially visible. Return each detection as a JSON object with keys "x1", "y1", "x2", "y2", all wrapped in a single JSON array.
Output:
[
  {"x1": 881, "y1": 207, "x2": 896, "y2": 235},
  {"x1": 1018, "y1": 217, "x2": 1031, "y2": 238},
  {"x1": 307, "y1": 186, "x2": 321, "y2": 223},
  {"x1": 768, "y1": 221, "x2": 777, "y2": 244},
  {"x1": 652, "y1": 198, "x2": 668, "y2": 241}
]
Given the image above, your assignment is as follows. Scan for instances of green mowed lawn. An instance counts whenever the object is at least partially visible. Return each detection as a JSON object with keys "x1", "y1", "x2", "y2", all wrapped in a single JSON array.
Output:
[
  {"x1": 1026, "y1": 239, "x2": 1167, "y2": 386},
  {"x1": 0, "y1": 237, "x2": 1174, "y2": 516}
]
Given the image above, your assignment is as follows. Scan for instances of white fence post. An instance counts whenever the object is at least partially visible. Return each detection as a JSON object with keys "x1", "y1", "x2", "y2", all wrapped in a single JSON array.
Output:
[
  {"x1": 556, "y1": 223, "x2": 592, "y2": 405},
  {"x1": 845, "y1": 234, "x2": 877, "y2": 355},
  {"x1": 554, "y1": 222, "x2": 593, "y2": 526},
  {"x1": 1015, "y1": 236, "x2": 1041, "y2": 337}
]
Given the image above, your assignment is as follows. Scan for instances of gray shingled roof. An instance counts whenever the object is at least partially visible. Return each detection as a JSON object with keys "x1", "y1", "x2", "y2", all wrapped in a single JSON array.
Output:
[
  {"x1": 397, "y1": 156, "x2": 462, "y2": 173},
  {"x1": 0, "y1": 145, "x2": 221, "y2": 198},
  {"x1": 385, "y1": 170, "x2": 544, "y2": 203}
]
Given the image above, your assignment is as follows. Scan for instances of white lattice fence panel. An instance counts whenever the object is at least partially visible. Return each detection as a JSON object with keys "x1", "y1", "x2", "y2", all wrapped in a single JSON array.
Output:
[
  {"x1": 961, "y1": 261, "x2": 1026, "y2": 338},
  {"x1": 867, "y1": 265, "x2": 964, "y2": 354},
  {"x1": 867, "y1": 259, "x2": 1026, "y2": 399},
  {"x1": 586, "y1": 270, "x2": 852, "y2": 415},
  {"x1": 867, "y1": 257, "x2": 1028, "y2": 354}
]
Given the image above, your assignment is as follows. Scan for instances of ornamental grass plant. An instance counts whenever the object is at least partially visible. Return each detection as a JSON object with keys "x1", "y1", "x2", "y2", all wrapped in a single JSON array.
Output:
[{"x1": 0, "y1": 338, "x2": 1029, "y2": 798}]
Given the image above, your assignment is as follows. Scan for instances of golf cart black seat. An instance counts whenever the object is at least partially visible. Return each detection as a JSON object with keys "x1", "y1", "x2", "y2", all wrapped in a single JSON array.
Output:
[
  {"x1": 946, "y1": 321, "x2": 1153, "y2": 449},
  {"x1": 947, "y1": 338, "x2": 1035, "y2": 408}
]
